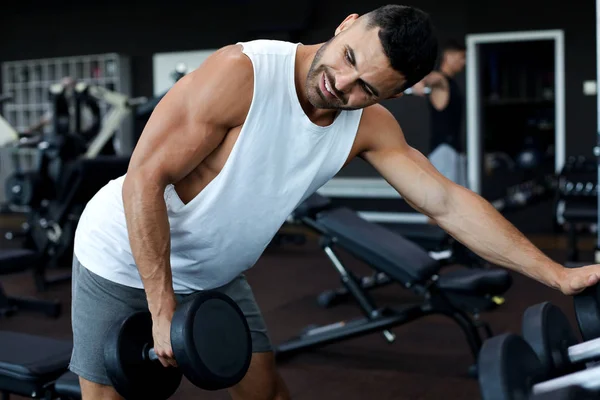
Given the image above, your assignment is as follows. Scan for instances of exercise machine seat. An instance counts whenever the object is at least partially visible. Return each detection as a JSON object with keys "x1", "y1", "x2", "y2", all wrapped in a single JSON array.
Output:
[
  {"x1": 437, "y1": 268, "x2": 512, "y2": 296},
  {"x1": 317, "y1": 208, "x2": 440, "y2": 284},
  {"x1": 0, "y1": 248, "x2": 40, "y2": 275},
  {"x1": 0, "y1": 331, "x2": 72, "y2": 397},
  {"x1": 54, "y1": 371, "x2": 81, "y2": 399}
]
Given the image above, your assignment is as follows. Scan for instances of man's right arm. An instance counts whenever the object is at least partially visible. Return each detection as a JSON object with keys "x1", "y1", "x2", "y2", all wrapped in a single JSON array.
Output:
[{"x1": 121, "y1": 45, "x2": 253, "y2": 363}]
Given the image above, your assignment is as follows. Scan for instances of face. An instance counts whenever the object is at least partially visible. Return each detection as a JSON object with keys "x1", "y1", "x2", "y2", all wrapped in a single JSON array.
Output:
[
  {"x1": 445, "y1": 50, "x2": 466, "y2": 74},
  {"x1": 305, "y1": 14, "x2": 406, "y2": 110}
]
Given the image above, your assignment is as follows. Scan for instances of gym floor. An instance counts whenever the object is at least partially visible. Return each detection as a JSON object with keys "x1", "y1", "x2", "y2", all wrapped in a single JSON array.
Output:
[{"x1": 0, "y1": 216, "x2": 587, "y2": 400}]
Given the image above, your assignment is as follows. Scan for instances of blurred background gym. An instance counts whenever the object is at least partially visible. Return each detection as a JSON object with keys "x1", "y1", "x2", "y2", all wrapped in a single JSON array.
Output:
[{"x1": 0, "y1": 1, "x2": 599, "y2": 399}]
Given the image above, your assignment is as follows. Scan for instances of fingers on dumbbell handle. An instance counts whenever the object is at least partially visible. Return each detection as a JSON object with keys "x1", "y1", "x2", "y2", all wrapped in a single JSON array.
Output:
[{"x1": 146, "y1": 346, "x2": 175, "y2": 365}]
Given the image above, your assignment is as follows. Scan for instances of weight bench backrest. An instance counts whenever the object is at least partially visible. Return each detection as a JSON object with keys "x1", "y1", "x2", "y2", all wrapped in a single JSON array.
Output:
[{"x1": 315, "y1": 207, "x2": 440, "y2": 285}]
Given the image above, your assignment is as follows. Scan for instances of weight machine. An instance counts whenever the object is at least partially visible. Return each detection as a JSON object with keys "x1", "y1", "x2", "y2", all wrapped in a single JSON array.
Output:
[{"x1": 0, "y1": 82, "x2": 144, "y2": 317}]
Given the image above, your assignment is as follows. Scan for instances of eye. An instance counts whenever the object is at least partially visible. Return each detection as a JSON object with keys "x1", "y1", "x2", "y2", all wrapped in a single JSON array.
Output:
[
  {"x1": 344, "y1": 49, "x2": 352, "y2": 64},
  {"x1": 361, "y1": 82, "x2": 373, "y2": 96}
]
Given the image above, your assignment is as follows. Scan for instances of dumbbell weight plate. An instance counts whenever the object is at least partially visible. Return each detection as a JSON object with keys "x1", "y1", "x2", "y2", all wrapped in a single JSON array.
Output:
[
  {"x1": 522, "y1": 302, "x2": 581, "y2": 377},
  {"x1": 171, "y1": 291, "x2": 252, "y2": 391},
  {"x1": 478, "y1": 333, "x2": 546, "y2": 400},
  {"x1": 574, "y1": 284, "x2": 600, "y2": 342},
  {"x1": 104, "y1": 312, "x2": 183, "y2": 400}
]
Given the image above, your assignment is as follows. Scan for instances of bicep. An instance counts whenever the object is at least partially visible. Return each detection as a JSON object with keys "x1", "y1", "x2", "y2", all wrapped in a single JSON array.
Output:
[{"x1": 127, "y1": 45, "x2": 253, "y2": 187}]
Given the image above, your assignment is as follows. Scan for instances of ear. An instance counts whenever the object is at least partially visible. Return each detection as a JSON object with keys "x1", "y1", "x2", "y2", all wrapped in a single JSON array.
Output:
[{"x1": 335, "y1": 14, "x2": 359, "y2": 35}]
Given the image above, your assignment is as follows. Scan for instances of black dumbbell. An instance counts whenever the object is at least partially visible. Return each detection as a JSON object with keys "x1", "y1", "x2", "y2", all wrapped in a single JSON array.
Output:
[
  {"x1": 528, "y1": 385, "x2": 598, "y2": 399},
  {"x1": 521, "y1": 302, "x2": 594, "y2": 378},
  {"x1": 478, "y1": 333, "x2": 600, "y2": 400},
  {"x1": 104, "y1": 291, "x2": 252, "y2": 400},
  {"x1": 573, "y1": 284, "x2": 600, "y2": 342}
]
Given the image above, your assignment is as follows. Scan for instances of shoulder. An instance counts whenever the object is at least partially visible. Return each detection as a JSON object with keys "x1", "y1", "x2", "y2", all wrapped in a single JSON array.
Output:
[
  {"x1": 169, "y1": 44, "x2": 254, "y2": 127},
  {"x1": 355, "y1": 105, "x2": 407, "y2": 155}
]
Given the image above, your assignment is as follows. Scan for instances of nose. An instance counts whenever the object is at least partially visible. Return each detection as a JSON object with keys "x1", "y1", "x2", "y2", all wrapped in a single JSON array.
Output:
[{"x1": 335, "y1": 70, "x2": 359, "y2": 93}]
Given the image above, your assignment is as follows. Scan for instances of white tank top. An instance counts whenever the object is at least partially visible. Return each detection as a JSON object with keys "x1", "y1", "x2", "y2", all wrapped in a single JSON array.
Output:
[{"x1": 73, "y1": 40, "x2": 363, "y2": 292}]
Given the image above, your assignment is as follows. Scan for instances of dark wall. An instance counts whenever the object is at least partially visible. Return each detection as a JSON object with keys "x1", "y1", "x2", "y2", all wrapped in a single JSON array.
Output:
[
  {"x1": 467, "y1": 0, "x2": 597, "y2": 159},
  {"x1": 0, "y1": 0, "x2": 595, "y2": 159}
]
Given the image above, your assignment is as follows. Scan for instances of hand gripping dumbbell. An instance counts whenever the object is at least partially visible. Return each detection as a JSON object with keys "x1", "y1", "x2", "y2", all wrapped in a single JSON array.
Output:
[
  {"x1": 521, "y1": 302, "x2": 600, "y2": 378},
  {"x1": 478, "y1": 333, "x2": 600, "y2": 400},
  {"x1": 104, "y1": 291, "x2": 252, "y2": 400}
]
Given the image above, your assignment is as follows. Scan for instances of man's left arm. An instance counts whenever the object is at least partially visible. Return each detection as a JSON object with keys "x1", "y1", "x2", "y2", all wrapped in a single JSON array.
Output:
[{"x1": 359, "y1": 106, "x2": 600, "y2": 295}]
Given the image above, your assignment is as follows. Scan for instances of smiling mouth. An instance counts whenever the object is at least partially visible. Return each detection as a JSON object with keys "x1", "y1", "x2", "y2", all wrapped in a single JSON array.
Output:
[{"x1": 321, "y1": 72, "x2": 338, "y2": 100}]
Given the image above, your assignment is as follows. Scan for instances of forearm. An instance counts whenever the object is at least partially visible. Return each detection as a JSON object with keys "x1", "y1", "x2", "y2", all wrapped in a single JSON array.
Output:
[
  {"x1": 122, "y1": 175, "x2": 176, "y2": 317},
  {"x1": 434, "y1": 185, "x2": 565, "y2": 289}
]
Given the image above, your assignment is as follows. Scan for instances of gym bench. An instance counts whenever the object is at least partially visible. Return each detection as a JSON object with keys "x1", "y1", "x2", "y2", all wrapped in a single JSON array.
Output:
[
  {"x1": 0, "y1": 249, "x2": 60, "y2": 318},
  {"x1": 275, "y1": 194, "x2": 512, "y2": 366},
  {"x1": 0, "y1": 331, "x2": 80, "y2": 399}
]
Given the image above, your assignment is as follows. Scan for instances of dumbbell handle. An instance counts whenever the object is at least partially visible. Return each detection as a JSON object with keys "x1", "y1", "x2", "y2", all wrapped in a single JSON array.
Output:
[
  {"x1": 142, "y1": 344, "x2": 161, "y2": 362},
  {"x1": 532, "y1": 362, "x2": 600, "y2": 395},
  {"x1": 404, "y1": 86, "x2": 431, "y2": 95},
  {"x1": 568, "y1": 336, "x2": 600, "y2": 363}
]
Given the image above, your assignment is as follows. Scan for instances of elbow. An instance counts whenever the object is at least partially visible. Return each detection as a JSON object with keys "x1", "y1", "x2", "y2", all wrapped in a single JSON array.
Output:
[
  {"x1": 428, "y1": 182, "x2": 456, "y2": 221},
  {"x1": 122, "y1": 169, "x2": 166, "y2": 206}
]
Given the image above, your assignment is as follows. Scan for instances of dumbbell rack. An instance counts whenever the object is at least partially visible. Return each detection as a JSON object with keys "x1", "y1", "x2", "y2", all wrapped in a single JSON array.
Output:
[{"x1": 0, "y1": 53, "x2": 132, "y2": 206}]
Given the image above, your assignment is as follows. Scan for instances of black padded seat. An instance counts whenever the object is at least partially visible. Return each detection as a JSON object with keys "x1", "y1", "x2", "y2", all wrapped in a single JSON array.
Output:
[
  {"x1": 437, "y1": 268, "x2": 512, "y2": 296},
  {"x1": 55, "y1": 371, "x2": 81, "y2": 399},
  {"x1": 0, "y1": 248, "x2": 40, "y2": 275},
  {"x1": 316, "y1": 208, "x2": 441, "y2": 284},
  {"x1": 0, "y1": 331, "x2": 72, "y2": 397},
  {"x1": 385, "y1": 223, "x2": 450, "y2": 250}
]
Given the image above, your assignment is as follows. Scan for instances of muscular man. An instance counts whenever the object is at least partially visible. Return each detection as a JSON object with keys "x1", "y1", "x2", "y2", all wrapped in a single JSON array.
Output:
[
  {"x1": 412, "y1": 40, "x2": 467, "y2": 186},
  {"x1": 70, "y1": 5, "x2": 600, "y2": 400}
]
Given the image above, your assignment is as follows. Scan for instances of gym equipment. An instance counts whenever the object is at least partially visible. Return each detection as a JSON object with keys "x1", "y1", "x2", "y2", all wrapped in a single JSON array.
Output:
[
  {"x1": 276, "y1": 194, "x2": 512, "y2": 366},
  {"x1": 573, "y1": 283, "x2": 600, "y2": 342},
  {"x1": 104, "y1": 291, "x2": 252, "y2": 399},
  {"x1": 0, "y1": 94, "x2": 18, "y2": 147},
  {"x1": 521, "y1": 302, "x2": 588, "y2": 378},
  {"x1": 0, "y1": 157, "x2": 129, "y2": 318},
  {"x1": 529, "y1": 386, "x2": 597, "y2": 400},
  {"x1": 0, "y1": 249, "x2": 60, "y2": 318},
  {"x1": 0, "y1": 331, "x2": 73, "y2": 399},
  {"x1": 478, "y1": 333, "x2": 600, "y2": 399},
  {"x1": 554, "y1": 156, "x2": 597, "y2": 262},
  {"x1": 403, "y1": 86, "x2": 431, "y2": 95}
]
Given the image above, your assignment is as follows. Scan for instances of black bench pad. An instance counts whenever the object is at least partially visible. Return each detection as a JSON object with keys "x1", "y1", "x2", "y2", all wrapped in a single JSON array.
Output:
[
  {"x1": 0, "y1": 331, "x2": 72, "y2": 396},
  {"x1": 438, "y1": 268, "x2": 512, "y2": 296},
  {"x1": 317, "y1": 208, "x2": 440, "y2": 284}
]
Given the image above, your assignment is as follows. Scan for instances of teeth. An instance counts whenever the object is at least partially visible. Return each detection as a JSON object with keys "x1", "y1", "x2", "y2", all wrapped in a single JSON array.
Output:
[{"x1": 324, "y1": 77, "x2": 334, "y2": 95}]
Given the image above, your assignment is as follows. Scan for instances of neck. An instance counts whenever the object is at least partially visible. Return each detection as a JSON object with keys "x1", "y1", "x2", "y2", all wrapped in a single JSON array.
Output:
[{"x1": 295, "y1": 43, "x2": 340, "y2": 125}]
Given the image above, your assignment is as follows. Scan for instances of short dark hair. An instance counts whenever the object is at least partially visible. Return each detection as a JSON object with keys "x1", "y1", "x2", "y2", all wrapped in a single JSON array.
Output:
[
  {"x1": 366, "y1": 5, "x2": 438, "y2": 91},
  {"x1": 442, "y1": 39, "x2": 466, "y2": 53}
]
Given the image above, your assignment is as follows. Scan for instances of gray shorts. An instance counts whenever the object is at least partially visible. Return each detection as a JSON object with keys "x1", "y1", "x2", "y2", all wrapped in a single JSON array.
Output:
[{"x1": 69, "y1": 256, "x2": 272, "y2": 385}]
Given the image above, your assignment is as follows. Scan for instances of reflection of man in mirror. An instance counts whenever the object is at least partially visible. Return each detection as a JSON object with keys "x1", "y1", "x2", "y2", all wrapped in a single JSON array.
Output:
[{"x1": 411, "y1": 40, "x2": 467, "y2": 187}]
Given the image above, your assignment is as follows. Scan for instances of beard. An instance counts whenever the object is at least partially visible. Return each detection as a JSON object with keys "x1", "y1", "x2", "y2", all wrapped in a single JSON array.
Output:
[{"x1": 305, "y1": 40, "x2": 360, "y2": 111}]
